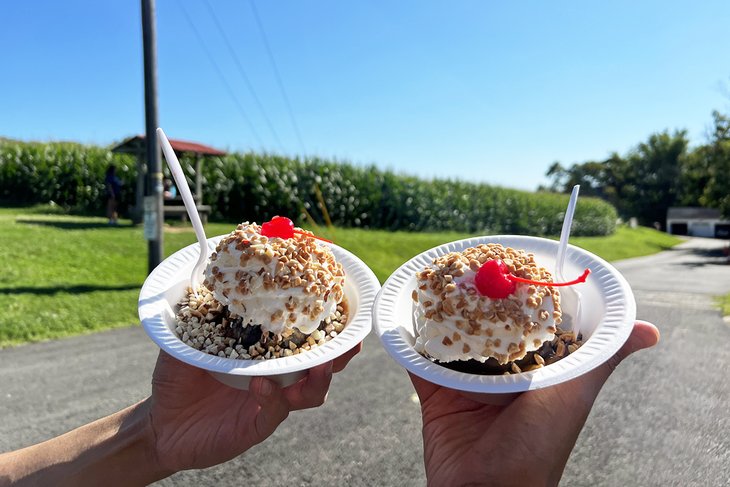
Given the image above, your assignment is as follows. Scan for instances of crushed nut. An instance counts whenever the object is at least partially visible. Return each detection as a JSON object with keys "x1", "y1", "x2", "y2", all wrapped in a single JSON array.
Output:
[{"x1": 174, "y1": 285, "x2": 349, "y2": 360}]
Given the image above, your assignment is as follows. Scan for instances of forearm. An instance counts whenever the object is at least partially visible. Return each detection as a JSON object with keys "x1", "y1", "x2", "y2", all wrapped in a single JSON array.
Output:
[{"x1": 0, "y1": 398, "x2": 171, "y2": 487}]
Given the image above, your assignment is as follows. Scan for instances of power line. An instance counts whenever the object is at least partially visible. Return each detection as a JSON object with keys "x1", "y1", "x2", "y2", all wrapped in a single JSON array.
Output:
[
  {"x1": 177, "y1": 0, "x2": 265, "y2": 150},
  {"x1": 248, "y1": 0, "x2": 307, "y2": 155},
  {"x1": 202, "y1": 0, "x2": 284, "y2": 152}
]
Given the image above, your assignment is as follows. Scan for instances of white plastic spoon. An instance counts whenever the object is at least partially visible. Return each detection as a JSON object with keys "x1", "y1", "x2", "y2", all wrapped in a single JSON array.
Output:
[
  {"x1": 555, "y1": 185, "x2": 581, "y2": 335},
  {"x1": 157, "y1": 128, "x2": 209, "y2": 296}
]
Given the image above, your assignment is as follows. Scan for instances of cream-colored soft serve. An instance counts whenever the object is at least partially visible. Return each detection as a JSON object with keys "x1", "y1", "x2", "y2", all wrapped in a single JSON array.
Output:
[
  {"x1": 203, "y1": 222, "x2": 344, "y2": 335},
  {"x1": 413, "y1": 244, "x2": 561, "y2": 365}
]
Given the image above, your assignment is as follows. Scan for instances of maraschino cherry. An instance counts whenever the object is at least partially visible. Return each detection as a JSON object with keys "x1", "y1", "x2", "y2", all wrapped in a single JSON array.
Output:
[
  {"x1": 474, "y1": 260, "x2": 516, "y2": 299},
  {"x1": 261, "y1": 216, "x2": 295, "y2": 239},
  {"x1": 260, "y1": 216, "x2": 332, "y2": 243},
  {"x1": 475, "y1": 259, "x2": 590, "y2": 299}
]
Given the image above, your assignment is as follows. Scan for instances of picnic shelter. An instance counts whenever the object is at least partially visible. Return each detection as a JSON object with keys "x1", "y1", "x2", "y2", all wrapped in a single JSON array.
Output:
[{"x1": 111, "y1": 135, "x2": 226, "y2": 224}]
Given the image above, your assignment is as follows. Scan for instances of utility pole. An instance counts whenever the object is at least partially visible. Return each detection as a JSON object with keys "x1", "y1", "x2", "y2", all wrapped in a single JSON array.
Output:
[{"x1": 141, "y1": 0, "x2": 163, "y2": 272}]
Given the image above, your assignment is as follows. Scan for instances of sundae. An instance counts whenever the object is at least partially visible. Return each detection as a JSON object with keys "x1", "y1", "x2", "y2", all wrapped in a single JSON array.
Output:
[
  {"x1": 174, "y1": 217, "x2": 347, "y2": 360},
  {"x1": 413, "y1": 243, "x2": 588, "y2": 374}
]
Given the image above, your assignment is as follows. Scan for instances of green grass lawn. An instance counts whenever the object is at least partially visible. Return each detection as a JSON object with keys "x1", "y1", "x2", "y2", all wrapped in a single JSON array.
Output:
[
  {"x1": 716, "y1": 294, "x2": 730, "y2": 317},
  {"x1": 0, "y1": 207, "x2": 682, "y2": 347}
]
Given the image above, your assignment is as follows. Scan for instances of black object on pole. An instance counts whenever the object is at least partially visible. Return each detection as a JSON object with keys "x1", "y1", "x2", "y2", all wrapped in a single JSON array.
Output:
[{"x1": 141, "y1": 0, "x2": 164, "y2": 272}]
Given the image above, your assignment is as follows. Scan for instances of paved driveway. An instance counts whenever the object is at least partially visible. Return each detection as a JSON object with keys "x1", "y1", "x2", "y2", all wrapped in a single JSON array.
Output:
[{"x1": 1, "y1": 237, "x2": 728, "y2": 486}]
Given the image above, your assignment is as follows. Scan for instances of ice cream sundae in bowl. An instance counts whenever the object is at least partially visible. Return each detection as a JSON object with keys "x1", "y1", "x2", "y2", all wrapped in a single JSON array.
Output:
[
  {"x1": 372, "y1": 235, "x2": 635, "y2": 404},
  {"x1": 139, "y1": 217, "x2": 379, "y2": 389}
]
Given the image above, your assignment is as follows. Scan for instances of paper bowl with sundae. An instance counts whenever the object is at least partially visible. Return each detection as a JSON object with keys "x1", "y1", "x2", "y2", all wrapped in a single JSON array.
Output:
[
  {"x1": 373, "y1": 235, "x2": 635, "y2": 402},
  {"x1": 139, "y1": 217, "x2": 379, "y2": 389}
]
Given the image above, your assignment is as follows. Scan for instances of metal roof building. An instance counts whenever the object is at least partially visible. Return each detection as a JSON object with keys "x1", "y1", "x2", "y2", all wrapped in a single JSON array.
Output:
[{"x1": 666, "y1": 207, "x2": 730, "y2": 238}]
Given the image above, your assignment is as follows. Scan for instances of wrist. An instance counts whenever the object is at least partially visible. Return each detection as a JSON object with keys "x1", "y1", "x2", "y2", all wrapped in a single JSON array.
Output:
[
  {"x1": 131, "y1": 398, "x2": 176, "y2": 483},
  {"x1": 66, "y1": 397, "x2": 173, "y2": 486},
  {"x1": 0, "y1": 398, "x2": 175, "y2": 486}
]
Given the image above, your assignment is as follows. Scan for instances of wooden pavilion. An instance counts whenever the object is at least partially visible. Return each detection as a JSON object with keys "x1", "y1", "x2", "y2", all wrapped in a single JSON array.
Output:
[{"x1": 111, "y1": 135, "x2": 226, "y2": 224}]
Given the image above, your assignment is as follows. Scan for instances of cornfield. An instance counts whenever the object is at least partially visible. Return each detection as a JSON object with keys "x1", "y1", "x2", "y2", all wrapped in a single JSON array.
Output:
[{"x1": 0, "y1": 139, "x2": 616, "y2": 236}]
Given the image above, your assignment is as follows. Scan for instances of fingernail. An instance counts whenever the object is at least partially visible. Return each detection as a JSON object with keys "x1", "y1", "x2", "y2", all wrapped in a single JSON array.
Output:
[{"x1": 259, "y1": 379, "x2": 273, "y2": 397}]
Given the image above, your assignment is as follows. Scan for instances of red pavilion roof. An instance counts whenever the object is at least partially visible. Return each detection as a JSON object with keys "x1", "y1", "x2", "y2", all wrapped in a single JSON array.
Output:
[{"x1": 112, "y1": 135, "x2": 226, "y2": 156}]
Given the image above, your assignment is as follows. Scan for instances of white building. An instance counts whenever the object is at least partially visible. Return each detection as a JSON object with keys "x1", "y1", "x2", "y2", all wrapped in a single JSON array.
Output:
[{"x1": 666, "y1": 207, "x2": 730, "y2": 238}]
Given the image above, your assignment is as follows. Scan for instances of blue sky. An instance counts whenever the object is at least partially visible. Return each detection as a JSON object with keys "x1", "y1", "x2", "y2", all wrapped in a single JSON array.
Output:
[{"x1": 2, "y1": 1, "x2": 729, "y2": 190}]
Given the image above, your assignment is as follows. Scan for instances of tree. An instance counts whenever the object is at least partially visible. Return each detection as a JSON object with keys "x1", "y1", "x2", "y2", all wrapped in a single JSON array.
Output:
[
  {"x1": 600, "y1": 152, "x2": 636, "y2": 219},
  {"x1": 699, "y1": 111, "x2": 730, "y2": 217},
  {"x1": 544, "y1": 160, "x2": 612, "y2": 198},
  {"x1": 544, "y1": 130, "x2": 690, "y2": 227},
  {"x1": 679, "y1": 145, "x2": 712, "y2": 206},
  {"x1": 625, "y1": 130, "x2": 688, "y2": 226}
]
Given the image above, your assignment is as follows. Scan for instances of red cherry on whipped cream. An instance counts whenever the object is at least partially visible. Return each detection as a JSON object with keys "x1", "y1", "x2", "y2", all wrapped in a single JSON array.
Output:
[
  {"x1": 260, "y1": 216, "x2": 295, "y2": 239},
  {"x1": 474, "y1": 259, "x2": 516, "y2": 298},
  {"x1": 475, "y1": 259, "x2": 590, "y2": 299},
  {"x1": 260, "y1": 216, "x2": 333, "y2": 243}
]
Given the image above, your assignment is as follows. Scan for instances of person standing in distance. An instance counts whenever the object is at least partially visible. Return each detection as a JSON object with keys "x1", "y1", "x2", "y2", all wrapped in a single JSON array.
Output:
[{"x1": 104, "y1": 165, "x2": 123, "y2": 225}]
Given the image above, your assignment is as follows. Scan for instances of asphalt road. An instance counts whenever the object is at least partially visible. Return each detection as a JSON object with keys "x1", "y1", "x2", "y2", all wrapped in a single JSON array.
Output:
[{"x1": 1, "y1": 237, "x2": 729, "y2": 486}]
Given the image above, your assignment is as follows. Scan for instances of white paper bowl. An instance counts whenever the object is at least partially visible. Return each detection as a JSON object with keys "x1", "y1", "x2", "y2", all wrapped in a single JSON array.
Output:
[
  {"x1": 139, "y1": 236, "x2": 380, "y2": 389},
  {"x1": 373, "y1": 235, "x2": 636, "y2": 403}
]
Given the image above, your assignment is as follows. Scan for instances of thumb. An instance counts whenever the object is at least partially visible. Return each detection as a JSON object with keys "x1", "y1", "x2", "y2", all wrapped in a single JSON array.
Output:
[
  {"x1": 561, "y1": 319, "x2": 661, "y2": 422},
  {"x1": 604, "y1": 320, "x2": 660, "y2": 374},
  {"x1": 249, "y1": 377, "x2": 291, "y2": 440},
  {"x1": 408, "y1": 372, "x2": 440, "y2": 404}
]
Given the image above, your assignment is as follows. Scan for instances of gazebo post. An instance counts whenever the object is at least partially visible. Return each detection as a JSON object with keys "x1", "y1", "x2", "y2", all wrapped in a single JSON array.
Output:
[{"x1": 195, "y1": 153, "x2": 202, "y2": 202}]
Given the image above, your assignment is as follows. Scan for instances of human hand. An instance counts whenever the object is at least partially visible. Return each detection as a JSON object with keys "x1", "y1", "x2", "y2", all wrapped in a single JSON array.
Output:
[
  {"x1": 146, "y1": 343, "x2": 361, "y2": 474},
  {"x1": 410, "y1": 321, "x2": 659, "y2": 487}
]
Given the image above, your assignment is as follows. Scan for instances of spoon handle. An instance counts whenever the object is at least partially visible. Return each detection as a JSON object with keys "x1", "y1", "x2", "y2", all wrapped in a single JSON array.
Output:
[
  {"x1": 556, "y1": 185, "x2": 581, "y2": 334},
  {"x1": 157, "y1": 128, "x2": 210, "y2": 293},
  {"x1": 556, "y1": 185, "x2": 580, "y2": 281}
]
